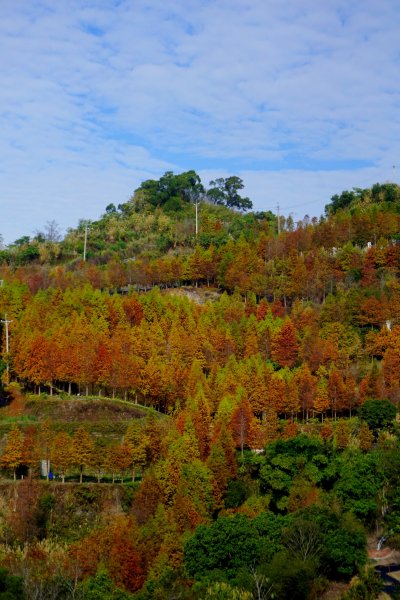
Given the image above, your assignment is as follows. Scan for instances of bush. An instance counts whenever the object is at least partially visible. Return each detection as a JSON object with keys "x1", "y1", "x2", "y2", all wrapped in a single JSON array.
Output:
[
  {"x1": 0, "y1": 567, "x2": 25, "y2": 599},
  {"x1": 341, "y1": 567, "x2": 382, "y2": 599}
]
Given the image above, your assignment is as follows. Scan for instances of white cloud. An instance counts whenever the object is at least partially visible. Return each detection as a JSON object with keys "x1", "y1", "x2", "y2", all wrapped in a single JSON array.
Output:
[{"x1": 1, "y1": 0, "x2": 399, "y2": 242}]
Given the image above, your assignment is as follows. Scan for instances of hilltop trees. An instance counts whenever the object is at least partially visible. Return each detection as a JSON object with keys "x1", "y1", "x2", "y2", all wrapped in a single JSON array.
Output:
[
  {"x1": 326, "y1": 183, "x2": 400, "y2": 216},
  {"x1": 207, "y1": 176, "x2": 253, "y2": 211},
  {"x1": 134, "y1": 170, "x2": 205, "y2": 212},
  {"x1": 131, "y1": 171, "x2": 254, "y2": 215}
]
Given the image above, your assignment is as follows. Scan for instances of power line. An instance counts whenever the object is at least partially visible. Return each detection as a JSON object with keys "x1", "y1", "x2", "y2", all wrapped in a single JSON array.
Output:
[{"x1": 277, "y1": 198, "x2": 324, "y2": 212}]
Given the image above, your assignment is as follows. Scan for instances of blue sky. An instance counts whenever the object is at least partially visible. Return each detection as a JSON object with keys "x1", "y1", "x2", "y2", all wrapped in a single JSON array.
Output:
[{"x1": 1, "y1": 0, "x2": 399, "y2": 244}]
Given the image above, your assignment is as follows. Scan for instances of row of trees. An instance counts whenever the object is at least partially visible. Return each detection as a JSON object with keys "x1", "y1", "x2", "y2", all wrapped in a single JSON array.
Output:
[
  {"x1": 3, "y1": 228, "x2": 400, "y2": 314},
  {"x1": 0, "y1": 416, "x2": 165, "y2": 483},
  {"x1": 2, "y1": 283, "x2": 400, "y2": 416},
  {"x1": 1, "y1": 397, "x2": 396, "y2": 489}
]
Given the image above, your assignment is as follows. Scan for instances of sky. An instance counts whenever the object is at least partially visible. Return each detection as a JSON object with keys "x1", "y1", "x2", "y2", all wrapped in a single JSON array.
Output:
[{"x1": 1, "y1": 0, "x2": 400, "y2": 244}]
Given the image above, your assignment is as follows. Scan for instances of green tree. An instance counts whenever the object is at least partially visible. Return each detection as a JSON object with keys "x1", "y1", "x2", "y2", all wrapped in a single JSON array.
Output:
[
  {"x1": 321, "y1": 513, "x2": 367, "y2": 579},
  {"x1": 208, "y1": 177, "x2": 253, "y2": 211},
  {"x1": 0, "y1": 567, "x2": 25, "y2": 599},
  {"x1": 134, "y1": 170, "x2": 204, "y2": 212},
  {"x1": 78, "y1": 568, "x2": 132, "y2": 599},
  {"x1": 184, "y1": 514, "x2": 262, "y2": 584},
  {"x1": 283, "y1": 507, "x2": 367, "y2": 581},
  {"x1": 267, "y1": 552, "x2": 316, "y2": 600},
  {"x1": 359, "y1": 399, "x2": 397, "y2": 435},
  {"x1": 335, "y1": 451, "x2": 383, "y2": 523}
]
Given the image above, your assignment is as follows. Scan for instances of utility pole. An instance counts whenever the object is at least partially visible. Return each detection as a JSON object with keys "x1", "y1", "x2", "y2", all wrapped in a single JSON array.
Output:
[
  {"x1": 277, "y1": 204, "x2": 281, "y2": 235},
  {"x1": 185, "y1": 188, "x2": 201, "y2": 237},
  {"x1": 83, "y1": 222, "x2": 88, "y2": 262},
  {"x1": 1, "y1": 313, "x2": 13, "y2": 379}
]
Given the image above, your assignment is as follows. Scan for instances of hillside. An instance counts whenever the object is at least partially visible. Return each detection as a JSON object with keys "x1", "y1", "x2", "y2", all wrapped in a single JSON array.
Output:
[{"x1": 1, "y1": 179, "x2": 400, "y2": 599}]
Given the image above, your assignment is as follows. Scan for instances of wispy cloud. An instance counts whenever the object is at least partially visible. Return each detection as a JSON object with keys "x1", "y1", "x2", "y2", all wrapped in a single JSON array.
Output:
[{"x1": 1, "y1": 0, "x2": 399, "y2": 242}]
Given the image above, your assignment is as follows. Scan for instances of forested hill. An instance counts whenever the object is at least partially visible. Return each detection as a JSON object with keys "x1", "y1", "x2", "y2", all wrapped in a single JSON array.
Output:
[
  {"x1": 1, "y1": 176, "x2": 400, "y2": 404},
  {"x1": 1, "y1": 176, "x2": 400, "y2": 299},
  {"x1": 1, "y1": 178, "x2": 400, "y2": 599}
]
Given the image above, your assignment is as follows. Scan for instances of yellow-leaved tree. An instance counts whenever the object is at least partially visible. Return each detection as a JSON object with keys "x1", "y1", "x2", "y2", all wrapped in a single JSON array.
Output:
[{"x1": 1, "y1": 426, "x2": 24, "y2": 480}]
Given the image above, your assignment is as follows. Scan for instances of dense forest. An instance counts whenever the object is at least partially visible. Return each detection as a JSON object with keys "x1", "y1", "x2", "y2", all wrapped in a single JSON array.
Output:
[{"x1": 1, "y1": 174, "x2": 400, "y2": 599}]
